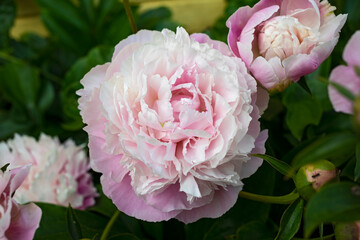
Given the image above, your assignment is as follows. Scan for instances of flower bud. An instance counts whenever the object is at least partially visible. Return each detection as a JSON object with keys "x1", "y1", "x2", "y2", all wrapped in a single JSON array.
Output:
[
  {"x1": 294, "y1": 160, "x2": 337, "y2": 200},
  {"x1": 334, "y1": 222, "x2": 360, "y2": 240}
]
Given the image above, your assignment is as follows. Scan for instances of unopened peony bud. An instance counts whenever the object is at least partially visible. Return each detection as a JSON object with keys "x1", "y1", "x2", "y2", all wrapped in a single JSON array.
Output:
[
  {"x1": 294, "y1": 160, "x2": 337, "y2": 200},
  {"x1": 334, "y1": 222, "x2": 360, "y2": 240}
]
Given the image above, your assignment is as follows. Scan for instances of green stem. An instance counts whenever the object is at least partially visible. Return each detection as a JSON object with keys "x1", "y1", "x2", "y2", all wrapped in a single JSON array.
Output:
[
  {"x1": 239, "y1": 191, "x2": 299, "y2": 204},
  {"x1": 123, "y1": 0, "x2": 137, "y2": 34},
  {"x1": 100, "y1": 210, "x2": 121, "y2": 240}
]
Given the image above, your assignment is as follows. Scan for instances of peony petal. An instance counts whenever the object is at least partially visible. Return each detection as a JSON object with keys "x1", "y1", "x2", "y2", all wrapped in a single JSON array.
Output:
[
  {"x1": 102, "y1": 174, "x2": 180, "y2": 222},
  {"x1": 280, "y1": 0, "x2": 319, "y2": 18},
  {"x1": 319, "y1": 14, "x2": 347, "y2": 42},
  {"x1": 284, "y1": 38, "x2": 338, "y2": 81},
  {"x1": 329, "y1": 65, "x2": 360, "y2": 114},
  {"x1": 78, "y1": 63, "x2": 110, "y2": 138},
  {"x1": 240, "y1": 130, "x2": 268, "y2": 179},
  {"x1": 175, "y1": 185, "x2": 242, "y2": 224},
  {"x1": 144, "y1": 182, "x2": 213, "y2": 212},
  {"x1": 250, "y1": 56, "x2": 281, "y2": 89},
  {"x1": 190, "y1": 33, "x2": 233, "y2": 57},
  {"x1": 112, "y1": 30, "x2": 157, "y2": 61},
  {"x1": 5, "y1": 202, "x2": 42, "y2": 240},
  {"x1": 343, "y1": 31, "x2": 360, "y2": 67}
]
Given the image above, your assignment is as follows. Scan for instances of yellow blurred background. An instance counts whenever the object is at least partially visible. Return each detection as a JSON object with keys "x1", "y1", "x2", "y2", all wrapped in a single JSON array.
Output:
[{"x1": 11, "y1": 0, "x2": 226, "y2": 38}]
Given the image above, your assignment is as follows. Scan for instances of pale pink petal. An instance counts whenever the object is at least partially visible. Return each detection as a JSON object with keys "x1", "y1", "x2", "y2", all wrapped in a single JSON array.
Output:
[
  {"x1": 240, "y1": 130, "x2": 268, "y2": 179},
  {"x1": 190, "y1": 33, "x2": 233, "y2": 57},
  {"x1": 175, "y1": 185, "x2": 242, "y2": 224},
  {"x1": 77, "y1": 63, "x2": 110, "y2": 138},
  {"x1": 239, "y1": 5, "x2": 280, "y2": 66},
  {"x1": 319, "y1": 14, "x2": 347, "y2": 42},
  {"x1": 280, "y1": 0, "x2": 319, "y2": 17},
  {"x1": 250, "y1": 56, "x2": 281, "y2": 89},
  {"x1": 5, "y1": 202, "x2": 42, "y2": 240},
  {"x1": 343, "y1": 31, "x2": 360, "y2": 67},
  {"x1": 284, "y1": 38, "x2": 338, "y2": 81},
  {"x1": 112, "y1": 30, "x2": 157, "y2": 61},
  {"x1": 329, "y1": 66, "x2": 360, "y2": 114},
  {"x1": 144, "y1": 183, "x2": 213, "y2": 212},
  {"x1": 102, "y1": 174, "x2": 180, "y2": 222}
]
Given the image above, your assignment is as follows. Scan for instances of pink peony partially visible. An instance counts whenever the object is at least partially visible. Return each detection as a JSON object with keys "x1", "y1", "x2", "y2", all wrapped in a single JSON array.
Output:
[
  {"x1": 0, "y1": 134, "x2": 98, "y2": 210},
  {"x1": 226, "y1": 0, "x2": 347, "y2": 92},
  {"x1": 78, "y1": 27, "x2": 268, "y2": 223},
  {"x1": 329, "y1": 31, "x2": 360, "y2": 114},
  {"x1": 0, "y1": 159, "x2": 42, "y2": 240}
]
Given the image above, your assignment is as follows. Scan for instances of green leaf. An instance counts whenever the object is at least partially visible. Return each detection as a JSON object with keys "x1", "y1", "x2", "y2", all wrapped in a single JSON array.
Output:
[
  {"x1": 0, "y1": 0, "x2": 16, "y2": 48},
  {"x1": 40, "y1": 11, "x2": 84, "y2": 54},
  {"x1": 0, "y1": 62, "x2": 41, "y2": 124},
  {"x1": 236, "y1": 221, "x2": 275, "y2": 240},
  {"x1": 66, "y1": 205, "x2": 83, "y2": 240},
  {"x1": 0, "y1": 118, "x2": 31, "y2": 140},
  {"x1": 88, "y1": 184, "x2": 117, "y2": 218},
  {"x1": 355, "y1": 143, "x2": 360, "y2": 181},
  {"x1": 34, "y1": 203, "x2": 116, "y2": 240},
  {"x1": 38, "y1": 81, "x2": 55, "y2": 113},
  {"x1": 305, "y1": 58, "x2": 333, "y2": 111},
  {"x1": 251, "y1": 154, "x2": 292, "y2": 176},
  {"x1": 345, "y1": 0, "x2": 360, "y2": 31},
  {"x1": 283, "y1": 83, "x2": 323, "y2": 140},
  {"x1": 137, "y1": 7, "x2": 171, "y2": 29},
  {"x1": 292, "y1": 132, "x2": 356, "y2": 171},
  {"x1": 275, "y1": 199, "x2": 304, "y2": 240},
  {"x1": 80, "y1": 0, "x2": 95, "y2": 24},
  {"x1": 0, "y1": 62, "x2": 40, "y2": 109},
  {"x1": 107, "y1": 233, "x2": 141, "y2": 240},
  {"x1": 36, "y1": 0, "x2": 89, "y2": 32},
  {"x1": 34, "y1": 203, "x2": 72, "y2": 240},
  {"x1": 96, "y1": 0, "x2": 119, "y2": 28},
  {"x1": 61, "y1": 45, "x2": 113, "y2": 130},
  {"x1": 329, "y1": 81, "x2": 355, "y2": 101},
  {"x1": 304, "y1": 182, "x2": 360, "y2": 237}
]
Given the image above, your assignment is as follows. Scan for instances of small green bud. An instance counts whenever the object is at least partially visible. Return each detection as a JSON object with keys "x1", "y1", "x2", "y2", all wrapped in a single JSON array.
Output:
[
  {"x1": 334, "y1": 222, "x2": 360, "y2": 240},
  {"x1": 294, "y1": 160, "x2": 337, "y2": 200}
]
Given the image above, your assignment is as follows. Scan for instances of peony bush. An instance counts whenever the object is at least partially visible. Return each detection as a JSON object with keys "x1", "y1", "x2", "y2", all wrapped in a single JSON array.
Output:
[{"x1": 0, "y1": 0, "x2": 359, "y2": 239}]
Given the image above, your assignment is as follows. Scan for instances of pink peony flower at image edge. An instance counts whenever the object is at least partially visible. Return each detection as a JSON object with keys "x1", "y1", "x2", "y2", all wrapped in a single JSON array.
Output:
[
  {"x1": 226, "y1": 0, "x2": 347, "y2": 92},
  {"x1": 0, "y1": 134, "x2": 98, "y2": 210},
  {"x1": 0, "y1": 162, "x2": 42, "y2": 240},
  {"x1": 78, "y1": 27, "x2": 268, "y2": 223},
  {"x1": 329, "y1": 31, "x2": 360, "y2": 114}
]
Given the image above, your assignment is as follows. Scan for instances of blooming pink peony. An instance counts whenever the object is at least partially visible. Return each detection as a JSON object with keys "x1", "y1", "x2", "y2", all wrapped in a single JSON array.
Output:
[
  {"x1": 226, "y1": 0, "x2": 347, "y2": 92},
  {"x1": 0, "y1": 134, "x2": 98, "y2": 210},
  {"x1": 78, "y1": 27, "x2": 268, "y2": 223},
  {"x1": 329, "y1": 31, "x2": 360, "y2": 114},
  {"x1": 0, "y1": 159, "x2": 42, "y2": 240}
]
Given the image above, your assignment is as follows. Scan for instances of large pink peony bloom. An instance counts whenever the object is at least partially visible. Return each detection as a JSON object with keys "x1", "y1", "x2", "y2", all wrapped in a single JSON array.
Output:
[
  {"x1": 227, "y1": 0, "x2": 347, "y2": 92},
  {"x1": 78, "y1": 27, "x2": 268, "y2": 223},
  {"x1": 0, "y1": 134, "x2": 98, "y2": 210},
  {"x1": 329, "y1": 31, "x2": 360, "y2": 114},
  {"x1": 0, "y1": 159, "x2": 42, "y2": 240}
]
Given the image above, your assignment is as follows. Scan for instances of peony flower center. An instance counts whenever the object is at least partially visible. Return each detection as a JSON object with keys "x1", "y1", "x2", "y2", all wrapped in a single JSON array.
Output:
[
  {"x1": 170, "y1": 71, "x2": 206, "y2": 122},
  {"x1": 258, "y1": 16, "x2": 318, "y2": 61}
]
